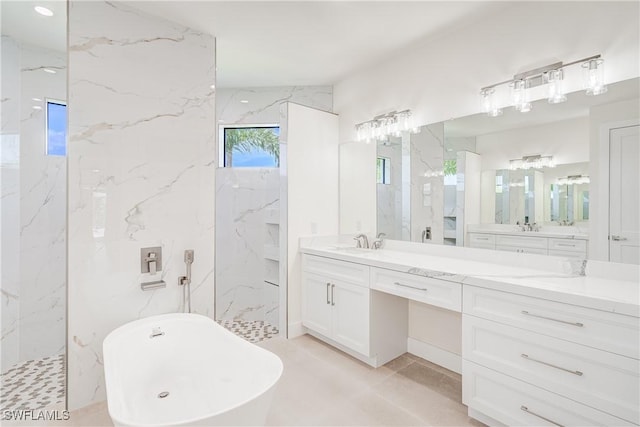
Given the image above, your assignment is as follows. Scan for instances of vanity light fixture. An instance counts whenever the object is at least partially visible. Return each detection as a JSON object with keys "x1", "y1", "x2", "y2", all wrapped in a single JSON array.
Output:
[
  {"x1": 34, "y1": 6, "x2": 53, "y2": 16},
  {"x1": 480, "y1": 54, "x2": 606, "y2": 116},
  {"x1": 355, "y1": 109, "x2": 418, "y2": 143},
  {"x1": 509, "y1": 155, "x2": 555, "y2": 170},
  {"x1": 557, "y1": 175, "x2": 590, "y2": 185}
]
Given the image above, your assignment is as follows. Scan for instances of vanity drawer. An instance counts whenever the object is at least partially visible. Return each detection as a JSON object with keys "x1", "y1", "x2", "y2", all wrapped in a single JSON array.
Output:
[
  {"x1": 548, "y1": 249, "x2": 587, "y2": 259},
  {"x1": 495, "y1": 234, "x2": 548, "y2": 249},
  {"x1": 302, "y1": 254, "x2": 369, "y2": 287},
  {"x1": 467, "y1": 233, "x2": 496, "y2": 249},
  {"x1": 495, "y1": 245, "x2": 547, "y2": 255},
  {"x1": 548, "y1": 238, "x2": 587, "y2": 253},
  {"x1": 463, "y1": 361, "x2": 634, "y2": 427},
  {"x1": 370, "y1": 267, "x2": 461, "y2": 312},
  {"x1": 463, "y1": 315, "x2": 640, "y2": 423},
  {"x1": 463, "y1": 285, "x2": 640, "y2": 358}
]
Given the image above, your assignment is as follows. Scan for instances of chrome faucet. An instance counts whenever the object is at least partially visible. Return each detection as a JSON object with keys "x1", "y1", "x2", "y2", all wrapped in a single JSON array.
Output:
[
  {"x1": 354, "y1": 234, "x2": 369, "y2": 249},
  {"x1": 372, "y1": 233, "x2": 386, "y2": 250}
]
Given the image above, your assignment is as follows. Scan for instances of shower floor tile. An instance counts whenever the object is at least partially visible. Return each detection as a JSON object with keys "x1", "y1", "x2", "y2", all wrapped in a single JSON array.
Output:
[
  {"x1": 217, "y1": 320, "x2": 279, "y2": 343},
  {"x1": 1, "y1": 354, "x2": 65, "y2": 412}
]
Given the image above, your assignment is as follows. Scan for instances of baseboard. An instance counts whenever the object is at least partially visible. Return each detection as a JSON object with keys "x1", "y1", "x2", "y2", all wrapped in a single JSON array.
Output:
[
  {"x1": 468, "y1": 408, "x2": 505, "y2": 427},
  {"x1": 407, "y1": 337, "x2": 461, "y2": 374},
  {"x1": 287, "y1": 321, "x2": 306, "y2": 339}
]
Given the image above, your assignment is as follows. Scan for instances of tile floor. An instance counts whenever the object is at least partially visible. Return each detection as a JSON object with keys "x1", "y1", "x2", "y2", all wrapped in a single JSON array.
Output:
[
  {"x1": 1, "y1": 355, "x2": 65, "y2": 412},
  {"x1": 3, "y1": 335, "x2": 485, "y2": 426},
  {"x1": 217, "y1": 319, "x2": 279, "y2": 343}
]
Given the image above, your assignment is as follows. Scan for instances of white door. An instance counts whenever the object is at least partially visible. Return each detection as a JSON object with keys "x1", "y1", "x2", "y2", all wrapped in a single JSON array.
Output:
[
  {"x1": 331, "y1": 280, "x2": 370, "y2": 356},
  {"x1": 301, "y1": 273, "x2": 332, "y2": 337},
  {"x1": 610, "y1": 125, "x2": 640, "y2": 264}
]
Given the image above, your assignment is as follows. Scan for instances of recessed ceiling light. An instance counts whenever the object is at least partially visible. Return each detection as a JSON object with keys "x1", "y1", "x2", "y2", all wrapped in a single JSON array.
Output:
[
  {"x1": 240, "y1": 100, "x2": 249, "y2": 104},
  {"x1": 43, "y1": 68, "x2": 56, "y2": 74},
  {"x1": 210, "y1": 84, "x2": 216, "y2": 90},
  {"x1": 34, "y1": 6, "x2": 54, "y2": 16},
  {"x1": 32, "y1": 105, "x2": 42, "y2": 110},
  {"x1": 32, "y1": 97, "x2": 42, "y2": 102}
]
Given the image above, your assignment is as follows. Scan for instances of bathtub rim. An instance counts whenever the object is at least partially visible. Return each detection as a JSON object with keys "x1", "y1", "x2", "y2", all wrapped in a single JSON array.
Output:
[{"x1": 103, "y1": 313, "x2": 284, "y2": 427}]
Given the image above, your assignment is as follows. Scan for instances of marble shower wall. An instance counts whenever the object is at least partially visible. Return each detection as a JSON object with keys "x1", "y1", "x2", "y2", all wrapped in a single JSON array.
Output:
[
  {"x1": 410, "y1": 123, "x2": 444, "y2": 244},
  {"x1": 217, "y1": 86, "x2": 332, "y2": 125},
  {"x1": 0, "y1": 37, "x2": 67, "y2": 372},
  {"x1": 67, "y1": 1, "x2": 215, "y2": 410},
  {"x1": 214, "y1": 85, "x2": 332, "y2": 326},
  {"x1": 215, "y1": 168, "x2": 279, "y2": 322},
  {"x1": 1, "y1": 36, "x2": 21, "y2": 372}
]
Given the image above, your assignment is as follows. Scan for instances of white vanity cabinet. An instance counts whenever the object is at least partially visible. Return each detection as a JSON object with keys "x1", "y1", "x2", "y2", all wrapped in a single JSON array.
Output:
[
  {"x1": 301, "y1": 254, "x2": 408, "y2": 366},
  {"x1": 462, "y1": 285, "x2": 640, "y2": 426},
  {"x1": 467, "y1": 232, "x2": 588, "y2": 258}
]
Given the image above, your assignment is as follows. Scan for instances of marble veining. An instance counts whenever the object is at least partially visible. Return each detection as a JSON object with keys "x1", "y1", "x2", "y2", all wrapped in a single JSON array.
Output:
[
  {"x1": 215, "y1": 168, "x2": 279, "y2": 322},
  {"x1": 410, "y1": 123, "x2": 444, "y2": 244},
  {"x1": 67, "y1": 0, "x2": 215, "y2": 410},
  {"x1": 217, "y1": 86, "x2": 332, "y2": 125},
  {"x1": 1, "y1": 37, "x2": 67, "y2": 372}
]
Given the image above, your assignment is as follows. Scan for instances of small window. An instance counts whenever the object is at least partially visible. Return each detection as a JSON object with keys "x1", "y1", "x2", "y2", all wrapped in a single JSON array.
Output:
[
  {"x1": 222, "y1": 126, "x2": 280, "y2": 167},
  {"x1": 376, "y1": 157, "x2": 391, "y2": 184},
  {"x1": 46, "y1": 100, "x2": 67, "y2": 156}
]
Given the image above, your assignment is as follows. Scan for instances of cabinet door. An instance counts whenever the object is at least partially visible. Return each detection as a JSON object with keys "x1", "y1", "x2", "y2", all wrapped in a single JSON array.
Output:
[
  {"x1": 302, "y1": 272, "x2": 332, "y2": 337},
  {"x1": 331, "y1": 280, "x2": 370, "y2": 356}
]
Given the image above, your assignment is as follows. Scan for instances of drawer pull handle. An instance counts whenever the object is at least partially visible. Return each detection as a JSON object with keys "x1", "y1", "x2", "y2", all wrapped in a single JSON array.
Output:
[
  {"x1": 331, "y1": 284, "x2": 335, "y2": 306},
  {"x1": 520, "y1": 406, "x2": 564, "y2": 427},
  {"x1": 521, "y1": 311, "x2": 584, "y2": 327},
  {"x1": 326, "y1": 283, "x2": 330, "y2": 305},
  {"x1": 520, "y1": 354, "x2": 583, "y2": 376},
  {"x1": 394, "y1": 281, "x2": 428, "y2": 291},
  {"x1": 476, "y1": 237, "x2": 489, "y2": 241},
  {"x1": 557, "y1": 243, "x2": 577, "y2": 247}
]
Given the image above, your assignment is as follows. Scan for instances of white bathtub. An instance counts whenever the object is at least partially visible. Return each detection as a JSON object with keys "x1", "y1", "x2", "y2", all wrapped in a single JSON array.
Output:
[{"x1": 103, "y1": 313, "x2": 283, "y2": 426}]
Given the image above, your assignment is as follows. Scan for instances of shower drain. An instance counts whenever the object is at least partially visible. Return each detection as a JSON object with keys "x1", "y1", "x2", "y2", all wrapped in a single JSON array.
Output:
[{"x1": 158, "y1": 391, "x2": 170, "y2": 399}]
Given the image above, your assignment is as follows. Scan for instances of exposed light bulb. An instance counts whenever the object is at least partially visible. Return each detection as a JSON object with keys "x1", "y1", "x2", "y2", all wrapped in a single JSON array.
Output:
[
  {"x1": 480, "y1": 88, "x2": 503, "y2": 117},
  {"x1": 547, "y1": 69, "x2": 567, "y2": 104},
  {"x1": 512, "y1": 80, "x2": 532, "y2": 113},
  {"x1": 43, "y1": 68, "x2": 56, "y2": 74},
  {"x1": 239, "y1": 99, "x2": 249, "y2": 104},
  {"x1": 34, "y1": 6, "x2": 53, "y2": 16},
  {"x1": 582, "y1": 58, "x2": 607, "y2": 96}
]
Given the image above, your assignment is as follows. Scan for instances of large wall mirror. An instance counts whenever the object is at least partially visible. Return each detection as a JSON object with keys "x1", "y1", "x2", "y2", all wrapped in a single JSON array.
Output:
[{"x1": 375, "y1": 77, "x2": 639, "y2": 262}]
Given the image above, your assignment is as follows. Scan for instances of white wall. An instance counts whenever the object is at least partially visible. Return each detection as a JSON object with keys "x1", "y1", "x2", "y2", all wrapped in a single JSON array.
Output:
[
  {"x1": 334, "y1": 2, "x2": 639, "y2": 141},
  {"x1": 476, "y1": 117, "x2": 589, "y2": 171},
  {"x1": 282, "y1": 103, "x2": 339, "y2": 336},
  {"x1": 589, "y1": 98, "x2": 640, "y2": 261},
  {"x1": 67, "y1": 1, "x2": 215, "y2": 410}
]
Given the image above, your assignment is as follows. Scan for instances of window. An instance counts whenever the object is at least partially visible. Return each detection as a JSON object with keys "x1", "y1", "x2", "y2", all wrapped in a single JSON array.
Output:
[
  {"x1": 376, "y1": 157, "x2": 390, "y2": 184},
  {"x1": 222, "y1": 126, "x2": 280, "y2": 167},
  {"x1": 46, "y1": 100, "x2": 67, "y2": 156}
]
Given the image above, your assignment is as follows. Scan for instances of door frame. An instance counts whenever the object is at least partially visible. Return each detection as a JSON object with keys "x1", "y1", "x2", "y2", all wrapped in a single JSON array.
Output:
[{"x1": 592, "y1": 118, "x2": 640, "y2": 261}]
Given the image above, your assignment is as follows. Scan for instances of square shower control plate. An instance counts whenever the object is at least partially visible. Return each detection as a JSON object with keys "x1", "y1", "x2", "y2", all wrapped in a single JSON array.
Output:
[{"x1": 141, "y1": 246, "x2": 162, "y2": 274}]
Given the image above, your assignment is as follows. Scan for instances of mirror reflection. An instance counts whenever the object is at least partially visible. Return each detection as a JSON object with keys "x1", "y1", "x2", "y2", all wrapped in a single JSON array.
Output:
[{"x1": 375, "y1": 78, "x2": 639, "y2": 261}]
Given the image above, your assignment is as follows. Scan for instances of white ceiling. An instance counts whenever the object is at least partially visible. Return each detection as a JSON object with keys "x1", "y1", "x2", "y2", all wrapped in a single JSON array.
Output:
[
  {"x1": 1, "y1": 0, "x2": 66, "y2": 53},
  {"x1": 2, "y1": 1, "x2": 509, "y2": 88}
]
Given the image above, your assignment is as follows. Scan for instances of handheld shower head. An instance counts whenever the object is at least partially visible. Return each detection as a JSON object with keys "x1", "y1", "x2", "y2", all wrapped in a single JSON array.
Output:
[{"x1": 184, "y1": 249, "x2": 194, "y2": 264}]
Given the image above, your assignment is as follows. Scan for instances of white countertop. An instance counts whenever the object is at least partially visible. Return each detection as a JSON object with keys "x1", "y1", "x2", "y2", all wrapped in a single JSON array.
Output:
[{"x1": 300, "y1": 242, "x2": 639, "y2": 317}]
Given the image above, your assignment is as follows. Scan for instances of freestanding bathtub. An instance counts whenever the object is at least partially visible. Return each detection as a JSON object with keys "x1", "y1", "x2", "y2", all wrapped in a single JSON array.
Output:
[{"x1": 103, "y1": 313, "x2": 283, "y2": 426}]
